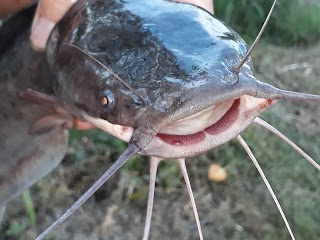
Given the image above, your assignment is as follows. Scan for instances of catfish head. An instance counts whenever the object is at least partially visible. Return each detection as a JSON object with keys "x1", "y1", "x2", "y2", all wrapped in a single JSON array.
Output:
[{"x1": 47, "y1": 0, "x2": 320, "y2": 158}]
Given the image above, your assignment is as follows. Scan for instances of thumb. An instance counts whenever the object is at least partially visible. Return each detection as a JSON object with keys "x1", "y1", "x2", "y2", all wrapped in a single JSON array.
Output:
[
  {"x1": 0, "y1": 0, "x2": 33, "y2": 17},
  {"x1": 30, "y1": 0, "x2": 77, "y2": 51}
]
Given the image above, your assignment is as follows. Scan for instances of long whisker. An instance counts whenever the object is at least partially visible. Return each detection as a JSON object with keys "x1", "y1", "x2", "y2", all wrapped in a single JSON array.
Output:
[
  {"x1": 233, "y1": 0, "x2": 277, "y2": 71},
  {"x1": 35, "y1": 144, "x2": 140, "y2": 240},
  {"x1": 254, "y1": 117, "x2": 320, "y2": 171},
  {"x1": 178, "y1": 158, "x2": 204, "y2": 240},
  {"x1": 237, "y1": 135, "x2": 296, "y2": 240},
  {"x1": 63, "y1": 44, "x2": 133, "y2": 89},
  {"x1": 143, "y1": 157, "x2": 162, "y2": 240},
  {"x1": 62, "y1": 44, "x2": 146, "y2": 106}
]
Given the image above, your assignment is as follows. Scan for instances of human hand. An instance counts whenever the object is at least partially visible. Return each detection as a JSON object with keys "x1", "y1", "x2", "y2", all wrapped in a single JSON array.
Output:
[
  {"x1": 30, "y1": 0, "x2": 213, "y2": 51},
  {"x1": 0, "y1": 0, "x2": 33, "y2": 17},
  {"x1": 1, "y1": 0, "x2": 213, "y2": 51},
  {"x1": 0, "y1": 0, "x2": 76, "y2": 51},
  {"x1": 30, "y1": 0, "x2": 77, "y2": 51},
  {"x1": 176, "y1": 0, "x2": 214, "y2": 14}
]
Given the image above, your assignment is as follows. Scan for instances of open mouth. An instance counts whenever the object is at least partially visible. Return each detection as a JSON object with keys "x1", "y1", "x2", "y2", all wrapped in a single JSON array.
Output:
[
  {"x1": 156, "y1": 99, "x2": 240, "y2": 146},
  {"x1": 82, "y1": 95, "x2": 273, "y2": 158}
]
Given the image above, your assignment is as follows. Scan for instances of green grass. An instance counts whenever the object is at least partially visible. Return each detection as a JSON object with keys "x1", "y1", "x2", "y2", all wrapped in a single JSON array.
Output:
[
  {"x1": 4, "y1": 191, "x2": 36, "y2": 238},
  {"x1": 5, "y1": 221, "x2": 27, "y2": 238},
  {"x1": 22, "y1": 190, "x2": 36, "y2": 227},
  {"x1": 214, "y1": 0, "x2": 320, "y2": 45}
]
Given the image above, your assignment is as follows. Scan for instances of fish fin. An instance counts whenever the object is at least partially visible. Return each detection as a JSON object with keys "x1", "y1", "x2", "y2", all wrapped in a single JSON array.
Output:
[
  {"x1": 29, "y1": 114, "x2": 70, "y2": 135},
  {"x1": 19, "y1": 88, "x2": 57, "y2": 105}
]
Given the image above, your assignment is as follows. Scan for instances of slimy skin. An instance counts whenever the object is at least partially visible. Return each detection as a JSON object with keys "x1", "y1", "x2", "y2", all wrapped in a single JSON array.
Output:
[
  {"x1": 0, "y1": 6, "x2": 68, "y2": 207},
  {"x1": 47, "y1": 0, "x2": 320, "y2": 157}
]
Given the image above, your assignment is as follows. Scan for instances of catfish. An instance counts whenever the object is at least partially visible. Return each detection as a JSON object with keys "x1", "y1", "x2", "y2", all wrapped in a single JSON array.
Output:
[
  {"x1": 0, "y1": 0, "x2": 319, "y2": 239},
  {"x1": 37, "y1": 0, "x2": 320, "y2": 239}
]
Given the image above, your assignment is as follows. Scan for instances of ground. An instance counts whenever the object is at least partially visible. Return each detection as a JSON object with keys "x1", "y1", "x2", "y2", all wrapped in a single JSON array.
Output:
[{"x1": 1, "y1": 43, "x2": 320, "y2": 240}]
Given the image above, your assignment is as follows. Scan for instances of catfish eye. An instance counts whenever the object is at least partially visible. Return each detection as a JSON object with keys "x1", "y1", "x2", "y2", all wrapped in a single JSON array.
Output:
[
  {"x1": 101, "y1": 97, "x2": 108, "y2": 106},
  {"x1": 100, "y1": 90, "x2": 115, "y2": 108}
]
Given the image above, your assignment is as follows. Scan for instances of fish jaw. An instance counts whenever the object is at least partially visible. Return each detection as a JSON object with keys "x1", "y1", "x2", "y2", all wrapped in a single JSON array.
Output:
[
  {"x1": 80, "y1": 95, "x2": 275, "y2": 159},
  {"x1": 141, "y1": 95, "x2": 275, "y2": 158}
]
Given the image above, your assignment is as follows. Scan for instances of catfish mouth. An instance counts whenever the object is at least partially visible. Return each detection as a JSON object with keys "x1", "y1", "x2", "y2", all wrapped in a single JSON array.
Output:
[
  {"x1": 81, "y1": 95, "x2": 274, "y2": 159},
  {"x1": 142, "y1": 95, "x2": 274, "y2": 158},
  {"x1": 156, "y1": 99, "x2": 239, "y2": 146}
]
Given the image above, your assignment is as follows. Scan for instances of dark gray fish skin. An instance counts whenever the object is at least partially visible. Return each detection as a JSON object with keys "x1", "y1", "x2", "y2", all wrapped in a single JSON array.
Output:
[
  {"x1": 0, "y1": 7, "x2": 68, "y2": 207},
  {"x1": 47, "y1": 0, "x2": 260, "y2": 149},
  {"x1": 47, "y1": 0, "x2": 320, "y2": 154}
]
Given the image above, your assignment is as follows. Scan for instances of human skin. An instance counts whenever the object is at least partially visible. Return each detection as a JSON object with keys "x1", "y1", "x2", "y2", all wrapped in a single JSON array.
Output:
[
  {"x1": 0, "y1": 0, "x2": 33, "y2": 16},
  {"x1": 0, "y1": 0, "x2": 214, "y2": 50},
  {"x1": 175, "y1": 0, "x2": 214, "y2": 14}
]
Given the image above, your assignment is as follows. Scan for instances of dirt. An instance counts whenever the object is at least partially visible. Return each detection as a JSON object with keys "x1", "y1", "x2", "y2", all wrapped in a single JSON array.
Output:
[{"x1": 1, "y1": 42, "x2": 320, "y2": 240}]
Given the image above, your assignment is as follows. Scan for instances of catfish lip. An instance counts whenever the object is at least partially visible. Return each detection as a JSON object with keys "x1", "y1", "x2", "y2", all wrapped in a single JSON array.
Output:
[
  {"x1": 158, "y1": 99, "x2": 235, "y2": 135},
  {"x1": 141, "y1": 95, "x2": 274, "y2": 158},
  {"x1": 157, "y1": 99, "x2": 239, "y2": 146}
]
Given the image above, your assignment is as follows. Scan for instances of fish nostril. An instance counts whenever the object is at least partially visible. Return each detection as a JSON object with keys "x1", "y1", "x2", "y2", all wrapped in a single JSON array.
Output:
[{"x1": 222, "y1": 73, "x2": 239, "y2": 84}]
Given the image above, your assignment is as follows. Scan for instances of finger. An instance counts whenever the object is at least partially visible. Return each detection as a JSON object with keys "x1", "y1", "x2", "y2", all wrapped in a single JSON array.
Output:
[
  {"x1": 73, "y1": 118, "x2": 96, "y2": 130},
  {"x1": 175, "y1": 0, "x2": 214, "y2": 14},
  {"x1": 0, "y1": 0, "x2": 33, "y2": 17},
  {"x1": 30, "y1": 0, "x2": 77, "y2": 51}
]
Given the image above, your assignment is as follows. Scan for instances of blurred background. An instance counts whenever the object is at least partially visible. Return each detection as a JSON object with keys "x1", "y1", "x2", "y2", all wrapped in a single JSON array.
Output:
[{"x1": 2, "y1": 0, "x2": 320, "y2": 239}]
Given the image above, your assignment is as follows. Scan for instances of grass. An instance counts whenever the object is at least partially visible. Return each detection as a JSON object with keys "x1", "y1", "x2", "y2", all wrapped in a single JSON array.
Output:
[
  {"x1": 214, "y1": 0, "x2": 320, "y2": 45},
  {"x1": 22, "y1": 191, "x2": 36, "y2": 228},
  {"x1": 4, "y1": 221, "x2": 27, "y2": 238},
  {"x1": 4, "y1": 191, "x2": 36, "y2": 239}
]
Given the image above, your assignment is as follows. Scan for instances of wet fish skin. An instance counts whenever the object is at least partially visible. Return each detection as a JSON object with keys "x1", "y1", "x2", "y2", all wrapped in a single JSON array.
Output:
[{"x1": 0, "y1": 6, "x2": 68, "y2": 207}]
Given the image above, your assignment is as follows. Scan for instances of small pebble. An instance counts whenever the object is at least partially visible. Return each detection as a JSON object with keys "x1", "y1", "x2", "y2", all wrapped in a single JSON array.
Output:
[{"x1": 208, "y1": 163, "x2": 228, "y2": 182}]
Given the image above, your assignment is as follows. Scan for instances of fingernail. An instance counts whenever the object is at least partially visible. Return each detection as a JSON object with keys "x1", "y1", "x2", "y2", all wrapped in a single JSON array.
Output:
[{"x1": 30, "y1": 17, "x2": 55, "y2": 51}]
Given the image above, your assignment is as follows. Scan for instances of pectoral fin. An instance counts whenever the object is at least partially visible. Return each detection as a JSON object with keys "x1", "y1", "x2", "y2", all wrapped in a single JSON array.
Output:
[
  {"x1": 19, "y1": 88, "x2": 58, "y2": 105},
  {"x1": 29, "y1": 114, "x2": 71, "y2": 134}
]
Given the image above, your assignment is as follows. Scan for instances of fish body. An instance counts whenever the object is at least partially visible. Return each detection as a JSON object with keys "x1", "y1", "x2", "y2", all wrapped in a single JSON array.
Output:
[{"x1": 0, "y1": 7, "x2": 68, "y2": 207}]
